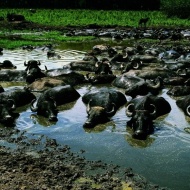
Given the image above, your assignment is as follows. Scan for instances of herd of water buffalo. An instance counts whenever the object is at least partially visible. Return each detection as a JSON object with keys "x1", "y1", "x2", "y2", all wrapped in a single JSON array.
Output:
[{"x1": 1, "y1": 38, "x2": 190, "y2": 140}]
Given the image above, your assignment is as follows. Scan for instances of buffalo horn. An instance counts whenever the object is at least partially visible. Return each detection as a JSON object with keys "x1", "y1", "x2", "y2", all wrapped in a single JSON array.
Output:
[
  {"x1": 186, "y1": 105, "x2": 190, "y2": 116},
  {"x1": 95, "y1": 61, "x2": 100, "y2": 67},
  {"x1": 7, "y1": 99, "x2": 16, "y2": 110},
  {"x1": 86, "y1": 99, "x2": 92, "y2": 114},
  {"x1": 148, "y1": 77, "x2": 161, "y2": 89},
  {"x1": 106, "y1": 103, "x2": 116, "y2": 116},
  {"x1": 24, "y1": 61, "x2": 28, "y2": 66},
  {"x1": 30, "y1": 99, "x2": 38, "y2": 112},
  {"x1": 148, "y1": 104, "x2": 156, "y2": 116},
  {"x1": 177, "y1": 68, "x2": 186, "y2": 76},
  {"x1": 126, "y1": 103, "x2": 134, "y2": 116},
  {"x1": 132, "y1": 61, "x2": 141, "y2": 69},
  {"x1": 37, "y1": 60, "x2": 41, "y2": 65}
]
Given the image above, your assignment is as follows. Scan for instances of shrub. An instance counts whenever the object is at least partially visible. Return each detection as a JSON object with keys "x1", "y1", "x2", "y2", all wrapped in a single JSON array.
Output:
[{"x1": 161, "y1": 0, "x2": 190, "y2": 19}]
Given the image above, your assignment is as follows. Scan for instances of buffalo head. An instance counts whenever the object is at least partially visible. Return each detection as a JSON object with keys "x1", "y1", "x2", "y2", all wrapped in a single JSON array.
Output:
[
  {"x1": 126, "y1": 94, "x2": 171, "y2": 140},
  {"x1": 0, "y1": 99, "x2": 17, "y2": 125},
  {"x1": 30, "y1": 97, "x2": 58, "y2": 122},
  {"x1": 95, "y1": 58, "x2": 113, "y2": 75},
  {"x1": 83, "y1": 100, "x2": 116, "y2": 128}
]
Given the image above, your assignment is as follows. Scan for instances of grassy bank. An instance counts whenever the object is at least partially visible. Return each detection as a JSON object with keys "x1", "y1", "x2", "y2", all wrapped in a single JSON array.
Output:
[{"x1": 0, "y1": 9, "x2": 190, "y2": 49}]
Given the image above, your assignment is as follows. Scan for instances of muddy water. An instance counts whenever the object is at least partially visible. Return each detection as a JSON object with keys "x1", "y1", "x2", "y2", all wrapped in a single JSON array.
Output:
[{"x1": 1, "y1": 41, "x2": 190, "y2": 190}]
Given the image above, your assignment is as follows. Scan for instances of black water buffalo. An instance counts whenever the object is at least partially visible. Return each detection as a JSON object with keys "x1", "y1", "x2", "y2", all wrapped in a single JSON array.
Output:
[
  {"x1": 95, "y1": 58, "x2": 113, "y2": 75},
  {"x1": 0, "y1": 60, "x2": 17, "y2": 69},
  {"x1": 176, "y1": 95, "x2": 190, "y2": 117},
  {"x1": 82, "y1": 88, "x2": 127, "y2": 128},
  {"x1": 126, "y1": 94, "x2": 171, "y2": 140},
  {"x1": 30, "y1": 85, "x2": 80, "y2": 121},
  {"x1": 24, "y1": 60, "x2": 47, "y2": 83},
  {"x1": 7, "y1": 13, "x2": 25, "y2": 22},
  {"x1": 167, "y1": 86, "x2": 190, "y2": 96},
  {"x1": 85, "y1": 73, "x2": 116, "y2": 85},
  {"x1": 138, "y1": 18, "x2": 149, "y2": 27},
  {"x1": 112, "y1": 75, "x2": 162, "y2": 98},
  {"x1": 0, "y1": 87, "x2": 36, "y2": 107},
  {"x1": 0, "y1": 70, "x2": 26, "y2": 81},
  {"x1": 0, "y1": 100, "x2": 18, "y2": 125}
]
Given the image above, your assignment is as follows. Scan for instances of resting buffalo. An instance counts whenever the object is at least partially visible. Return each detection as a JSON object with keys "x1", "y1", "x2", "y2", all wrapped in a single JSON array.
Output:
[
  {"x1": 95, "y1": 58, "x2": 113, "y2": 75},
  {"x1": 0, "y1": 70, "x2": 26, "y2": 81},
  {"x1": 0, "y1": 100, "x2": 18, "y2": 125},
  {"x1": 0, "y1": 60, "x2": 17, "y2": 69},
  {"x1": 0, "y1": 85, "x2": 4, "y2": 93},
  {"x1": 82, "y1": 88, "x2": 127, "y2": 128},
  {"x1": 24, "y1": 60, "x2": 47, "y2": 83},
  {"x1": 7, "y1": 13, "x2": 25, "y2": 22},
  {"x1": 176, "y1": 95, "x2": 190, "y2": 117},
  {"x1": 126, "y1": 94, "x2": 171, "y2": 140},
  {"x1": 0, "y1": 87, "x2": 36, "y2": 107},
  {"x1": 30, "y1": 85, "x2": 80, "y2": 121},
  {"x1": 85, "y1": 73, "x2": 116, "y2": 85},
  {"x1": 112, "y1": 75, "x2": 162, "y2": 98},
  {"x1": 167, "y1": 86, "x2": 190, "y2": 96}
]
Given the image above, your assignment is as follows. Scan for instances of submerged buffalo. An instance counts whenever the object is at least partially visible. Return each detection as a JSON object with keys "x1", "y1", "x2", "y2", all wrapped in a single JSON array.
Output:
[
  {"x1": 0, "y1": 60, "x2": 17, "y2": 69},
  {"x1": 24, "y1": 60, "x2": 47, "y2": 83},
  {"x1": 126, "y1": 94, "x2": 171, "y2": 140},
  {"x1": 176, "y1": 95, "x2": 190, "y2": 117},
  {"x1": 30, "y1": 85, "x2": 80, "y2": 121},
  {"x1": 82, "y1": 88, "x2": 127, "y2": 128}
]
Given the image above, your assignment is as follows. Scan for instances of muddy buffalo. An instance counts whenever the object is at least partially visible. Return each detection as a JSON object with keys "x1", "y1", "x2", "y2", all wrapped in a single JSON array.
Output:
[
  {"x1": 30, "y1": 85, "x2": 80, "y2": 121},
  {"x1": 126, "y1": 94, "x2": 171, "y2": 140},
  {"x1": 82, "y1": 88, "x2": 127, "y2": 128}
]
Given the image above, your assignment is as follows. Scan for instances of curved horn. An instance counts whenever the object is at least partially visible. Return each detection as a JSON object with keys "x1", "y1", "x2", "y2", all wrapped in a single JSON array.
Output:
[
  {"x1": 95, "y1": 61, "x2": 100, "y2": 67},
  {"x1": 147, "y1": 77, "x2": 161, "y2": 89},
  {"x1": 86, "y1": 99, "x2": 92, "y2": 114},
  {"x1": 186, "y1": 105, "x2": 190, "y2": 116},
  {"x1": 148, "y1": 104, "x2": 157, "y2": 116},
  {"x1": 106, "y1": 103, "x2": 116, "y2": 116},
  {"x1": 177, "y1": 68, "x2": 186, "y2": 76},
  {"x1": 132, "y1": 61, "x2": 140, "y2": 69},
  {"x1": 24, "y1": 61, "x2": 28, "y2": 66},
  {"x1": 7, "y1": 99, "x2": 16, "y2": 110},
  {"x1": 126, "y1": 103, "x2": 135, "y2": 117},
  {"x1": 37, "y1": 60, "x2": 41, "y2": 65},
  {"x1": 30, "y1": 99, "x2": 38, "y2": 112}
]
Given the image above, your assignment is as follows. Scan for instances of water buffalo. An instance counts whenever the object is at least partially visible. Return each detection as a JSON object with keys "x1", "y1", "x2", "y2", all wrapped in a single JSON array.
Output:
[
  {"x1": 112, "y1": 75, "x2": 162, "y2": 98},
  {"x1": 0, "y1": 85, "x2": 4, "y2": 93},
  {"x1": 0, "y1": 70, "x2": 26, "y2": 81},
  {"x1": 0, "y1": 87, "x2": 36, "y2": 107},
  {"x1": 7, "y1": 13, "x2": 25, "y2": 22},
  {"x1": 0, "y1": 60, "x2": 17, "y2": 69},
  {"x1": 85, "y1": 73, "x2": 116, "y2": 85},
  {"x1": 30, "y1": 85, "x2": 80, "y2": 121},
  {"x1": 126, "y1": 94, "x2": 171, "y2": 140},
  {"x1": 24, "y1": 60, "x2": 47, "y2": 83},
  {"x1": 167, "y1": 86, "x2": 190, "y2": 97},
  {"x1": 94, "y1": 58, "x2": 113, "y2": 74},
  {"x1": 176, "y1": 95, "x2": 190, "y2": 117},
  {"x1": 0, "y1": 99, "x2": 18, "y2": 125},
  {"x1": 82, "y1": 88, "x2": 127, "y2": 128}
]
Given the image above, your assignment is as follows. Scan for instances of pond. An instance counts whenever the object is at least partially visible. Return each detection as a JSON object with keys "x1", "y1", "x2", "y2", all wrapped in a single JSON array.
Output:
[{"x1": 1, "y1": 39, "x2": 190, "y2": 190}]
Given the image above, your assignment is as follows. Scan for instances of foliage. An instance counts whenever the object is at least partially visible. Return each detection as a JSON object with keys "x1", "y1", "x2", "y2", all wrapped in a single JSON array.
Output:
[{"x1": 161, "y1": 0, "x2": 190, "y2": 18}]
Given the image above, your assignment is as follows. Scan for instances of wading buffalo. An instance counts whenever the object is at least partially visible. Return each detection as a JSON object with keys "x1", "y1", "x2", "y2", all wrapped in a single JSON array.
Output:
[
  {"x1": 126, "y1": 94, "x2": 171, "y2": 140},
  {"x1": 24, "y1": 60, "x2": 47, "y2": 83},
  {"x1": 0, "y1": 70, "x2": 26, "y2": 81},
  {"x1": 0, "y1": 60, "x2": 17, "y2": 69},
  {"x1": 30, "y1": 85, "x2": 80, "y2": 121},
  {"x1": 82, "y1": 88, "x2": 127, "y2": 128},
  {"x1": 95, "y1": 58, "x2": 113, "y2": 75},
  {"x1": 176, "y1": 95, "x2": 190, "y2": 117},
  {"x1": 0, "y1": 87, "x2": 36, "y2": 107},
  {"x1": 0, "y1": 100, "x2": 18, "y2": 125},
  {"x1": 167, "y1": 86, "x2": 190, "y2": 97}
]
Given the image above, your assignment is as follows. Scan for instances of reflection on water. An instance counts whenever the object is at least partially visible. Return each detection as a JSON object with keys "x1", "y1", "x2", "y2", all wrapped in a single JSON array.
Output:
[{"x1": 1, "y1": 41, "x2": 190, "y2": 190}]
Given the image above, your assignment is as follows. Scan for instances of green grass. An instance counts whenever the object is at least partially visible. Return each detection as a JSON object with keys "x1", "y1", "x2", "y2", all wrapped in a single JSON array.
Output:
[{"x1": 1, "y1": 9, "x2": 190, "y2": 49}]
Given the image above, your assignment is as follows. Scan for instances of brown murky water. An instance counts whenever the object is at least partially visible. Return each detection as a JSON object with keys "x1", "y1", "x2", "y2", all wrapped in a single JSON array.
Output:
[{"x1": 1, "y1": 40, "x2": 190, "y2": 190}]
